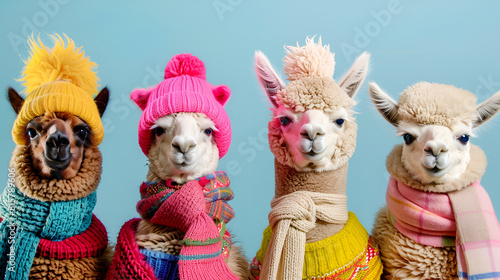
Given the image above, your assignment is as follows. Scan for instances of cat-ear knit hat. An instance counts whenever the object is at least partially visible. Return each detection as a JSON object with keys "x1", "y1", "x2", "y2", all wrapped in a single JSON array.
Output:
[
  {"x1": 130, "y1": 53, "x2": 232, "y2": 158},
  {"x1": 12, "y1": 34, "x2": 104, "y2": 146}
]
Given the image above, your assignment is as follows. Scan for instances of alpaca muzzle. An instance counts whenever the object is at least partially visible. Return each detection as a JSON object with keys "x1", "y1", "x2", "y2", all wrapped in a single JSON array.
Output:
[{"x1": 44, "y1": 130, "x2": 72, "y2": 170}]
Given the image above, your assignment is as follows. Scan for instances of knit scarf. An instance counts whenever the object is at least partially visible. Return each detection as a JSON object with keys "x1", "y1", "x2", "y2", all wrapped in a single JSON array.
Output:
[
  {"x1": 260, "y1": 191, "x2": 348, "y2": 280},
  {"x1": 136, "y1": 171, "x2": 237, "y2": 280},
  {"x1": 0, "y1": 186, "x2": 96, "y2": 280},
  {"x1": 387, "y1": 177, "x2": 500, "y2": 280}
]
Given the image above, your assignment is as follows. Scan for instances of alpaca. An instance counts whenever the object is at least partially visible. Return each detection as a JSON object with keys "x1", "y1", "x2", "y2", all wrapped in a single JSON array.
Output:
[
  {"x1": 0, "y1": 35, "x2": 111, "y2": 280},
  {"x1": 369, "y1": 81, "x2": 500, "y2": 279},
  {"x1": 107, "y1": 53, "x2": 251, "y2": 280},
  {"x1": 250, "y1": 37, "x2": 382, "y2": 280}
]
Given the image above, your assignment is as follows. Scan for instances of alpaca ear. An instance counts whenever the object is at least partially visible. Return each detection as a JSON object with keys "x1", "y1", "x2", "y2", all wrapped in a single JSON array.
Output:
[
  {"x1": 338, "y1": 52, "x2": 370, "y2": 98},
  {"x1": 130, "y1": 87, "x2": 153, "y2": 110},
  {"x1": 255, "y1": 50, "x2": 285, "y2": 108},
  {"x1": 213, "y1": 85, "x2": 231, "y2": 106},
  {"x1": 474, "y1": 89, "x2": 500, "y2": 128},
  {"x1": 369, "y1": 82, "x2": 399, "y2": 126},
  {"x1": 94, "y1": 87, "x2": 109, "y2": 117},
  {"x1": 7, "y1": 87, "x2": 24, "y2": 114}
]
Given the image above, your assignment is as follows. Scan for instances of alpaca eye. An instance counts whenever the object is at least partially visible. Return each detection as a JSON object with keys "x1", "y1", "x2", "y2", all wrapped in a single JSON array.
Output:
[
  {"x1": 403, "y1": 133, "x2": 415, "y2": 144},
  {"x1": 334, "y1": 118, "x2": 345, "y2": 127},
  {"x1": 280, "y1": 116, "x2": 292, "y2": 126},
  {"x1": 153, "y1": 127, "x2": 165, "y2": 136},
  {"x1": 458, "y1": 134, "x2": 469, "y2": 144},
  {"x1": 76, "y1": 129, "x2": 89, "y2": 140},
  {"x1": 27, "y1": 128, "x2": 38, "y2": 139},
  {"x1": 204, "y1": 128, "x2": 213, "y2": 136}
]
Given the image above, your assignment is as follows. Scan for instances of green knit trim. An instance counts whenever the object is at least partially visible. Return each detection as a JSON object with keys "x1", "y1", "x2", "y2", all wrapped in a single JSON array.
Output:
[{"x1": 180, "y1": 222, "x2": 226, "y2": 246}]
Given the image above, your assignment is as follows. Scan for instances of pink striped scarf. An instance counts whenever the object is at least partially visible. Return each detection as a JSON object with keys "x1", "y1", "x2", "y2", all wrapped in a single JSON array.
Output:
[
  {"x1": 136, "y1": 172, "x2": 238, "y2": 280},
  {"x1": 387, "y1": 177, "x2": 500, "y2": 280}
]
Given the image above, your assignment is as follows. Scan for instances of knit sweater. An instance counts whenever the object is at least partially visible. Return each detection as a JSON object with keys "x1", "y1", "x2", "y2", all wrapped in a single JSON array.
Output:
[
  {"x1": 251, "y1": 212, "x2": 382, "y2": 279},
  {"x1": 251, "y1": 161, "x2": 382, "y2": 279}
]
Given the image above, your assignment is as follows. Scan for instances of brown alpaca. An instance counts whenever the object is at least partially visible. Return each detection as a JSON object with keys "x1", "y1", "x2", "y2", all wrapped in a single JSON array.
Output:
[{"x1": 0, "y1": 35, "x2": 112, "y2": 280}]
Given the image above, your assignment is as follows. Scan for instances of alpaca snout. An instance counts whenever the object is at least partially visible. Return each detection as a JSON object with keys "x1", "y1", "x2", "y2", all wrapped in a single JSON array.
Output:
[
  {"x1": 172, "y1": 136, "x2": 197, "y2": 153},
  {"x1": 300, "y1": 124, "x2": 326, "y2": 141},
  {"x1": 424, "y1": 141, "x2": 449, "y2": 157},
  {"x1": 299, "y1": 124, "x2": 326, "y2": 154},
  {"x1": 44, "y1": 130, "x2": 72, "y2": 170},
  {"x1": 171, "y1": 135, "x2": 198, "y2": 165}
]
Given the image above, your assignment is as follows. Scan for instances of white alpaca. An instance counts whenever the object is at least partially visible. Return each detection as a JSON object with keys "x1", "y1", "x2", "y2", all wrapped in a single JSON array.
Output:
[
  {"x1": 136, "y1": 112, "x2": 251, "y2": 279},
  {"x1": 251, "y1": 37, "x2": 383, "y2": 280},
  {"x1": 370, "y1": 81, "x2": 500, "y2": 279},
  {"x1": 146, "y1": 113, "x2": 219, "y2": 182}
]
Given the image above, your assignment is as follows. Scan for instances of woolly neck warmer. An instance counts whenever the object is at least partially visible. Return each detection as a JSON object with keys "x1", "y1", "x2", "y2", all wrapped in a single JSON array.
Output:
[
  {"x1": 107, "y1": 172, "x2": 236, "y2": 280},
  {"x1": 386, "y1": 144, "x2": 500, "y2": 279},
  {"x1": 0, "y1": 144, "x2": 108, "y2": 279},
  {"x1": 251, "y1": 213, "x2": 382, "y2": 280},
  {"x1": 10, "y1": 145, "x2": 102, "y2": 201},
  {"x1": 257, "y1": 161, "x2": 370, "y2": 280},
  {"x1": 274, "y1": 160, "x2": 348, "y2": 242},
  {"x1": 0, "y1": 187, "x2": 97, "y2": 279}
]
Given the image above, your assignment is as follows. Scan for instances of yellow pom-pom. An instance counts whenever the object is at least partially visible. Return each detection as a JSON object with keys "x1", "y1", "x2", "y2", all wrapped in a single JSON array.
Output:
[{"x1": 20, "y1": 34, "x2": 99, "y2": 96}]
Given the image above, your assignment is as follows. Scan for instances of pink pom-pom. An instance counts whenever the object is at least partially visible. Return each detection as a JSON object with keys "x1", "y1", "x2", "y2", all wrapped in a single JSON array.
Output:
[{"x1": 164, "y1": 53, "x2": 206, "y2": 80}]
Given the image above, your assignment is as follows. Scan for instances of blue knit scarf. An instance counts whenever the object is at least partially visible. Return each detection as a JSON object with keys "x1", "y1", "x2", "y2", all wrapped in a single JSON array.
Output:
[{"x1": 0, "y1": 186, "x2": 96, "y2": 280}]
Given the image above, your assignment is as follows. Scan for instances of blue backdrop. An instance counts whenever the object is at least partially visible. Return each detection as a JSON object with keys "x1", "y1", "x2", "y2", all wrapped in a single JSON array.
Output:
[{"x1": 1, "y1": 0, "x2": 500, "y2": 259}]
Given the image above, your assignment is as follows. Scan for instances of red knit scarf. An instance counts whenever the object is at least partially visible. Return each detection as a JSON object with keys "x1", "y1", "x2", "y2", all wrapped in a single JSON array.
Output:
[{"x1": 108, "y1": 172, "x2": 237, "y2": 280}]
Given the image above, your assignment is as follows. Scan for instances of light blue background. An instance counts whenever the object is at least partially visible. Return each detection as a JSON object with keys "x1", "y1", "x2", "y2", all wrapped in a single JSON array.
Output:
[{"x1": 1, "y1": 0, "x2": 500, "y2": 259}]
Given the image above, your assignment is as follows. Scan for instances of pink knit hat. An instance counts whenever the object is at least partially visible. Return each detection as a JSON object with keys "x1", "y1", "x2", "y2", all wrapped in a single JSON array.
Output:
[{"x1": 130, "y1": 54, "x2": 231, "y2": 158}]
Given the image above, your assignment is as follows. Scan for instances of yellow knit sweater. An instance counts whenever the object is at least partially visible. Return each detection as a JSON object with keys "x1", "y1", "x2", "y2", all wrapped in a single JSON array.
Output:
[{"x1": 251, "y1": 212, "x2": 382, "y2": 280}]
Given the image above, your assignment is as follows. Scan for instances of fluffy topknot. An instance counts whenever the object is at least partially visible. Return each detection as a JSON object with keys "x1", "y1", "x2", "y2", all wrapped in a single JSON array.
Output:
[
  {"x1": 283, "y1": 36, "x2": 336, "y2": 81},
  {"x1": 20, "y1": 34, "x2": 99, "y2": 96}
]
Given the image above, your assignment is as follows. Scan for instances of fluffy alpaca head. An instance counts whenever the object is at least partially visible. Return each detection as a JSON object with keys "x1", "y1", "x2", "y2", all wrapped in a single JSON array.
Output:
[
  {"x1": 147, "y1": 112, "x2": 219, "y2": 183},
  {"x1": 7, "y1": 34, "x2": 109, "y2": 179},
  {"x1": 11, "y1": 34, "x2": 107, "y2": 146},
  {"x1": 255, "y1": 37, "x2": 370, "y2": 172},
  {"x1": 130, "y1": 53, "x2": 231, "y2": 158},
  {"x1": 370, "y1": 81, "x2": 500, "y2": 185}
]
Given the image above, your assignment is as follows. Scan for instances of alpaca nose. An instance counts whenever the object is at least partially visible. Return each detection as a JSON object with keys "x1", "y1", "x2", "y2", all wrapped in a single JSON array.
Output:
[
  {"x1": 424, "y1": 141, "x2": 449, "y2": 157},
  {"x1": 45, "y1": 131, "x2": 71, "y2": 162},
  {"x1": 172, "y1": 136, "x2": 197, "y2": 153},
  {"x1": 300, "y1": 124, "x2": 325, "y2": 141}
]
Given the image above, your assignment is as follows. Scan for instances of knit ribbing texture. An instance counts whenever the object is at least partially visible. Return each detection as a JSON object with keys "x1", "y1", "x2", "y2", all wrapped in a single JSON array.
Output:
[
  {"x1": 260, "y1": 191, "x2": 348, "y2": 280},
  {"x1": 0, "y1": 187, "x2": 96, "y2": 280}
]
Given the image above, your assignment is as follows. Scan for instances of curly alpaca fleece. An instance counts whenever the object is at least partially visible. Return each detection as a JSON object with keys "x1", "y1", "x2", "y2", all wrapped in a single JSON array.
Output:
[
  {"x1": 397, "y1": 82, "x2": 477, "y2": 127},
  {"x1": 10, "y1": 145, "x2": 102, "y2": 202},
  {"x1": 283, "y1": 37, "x2": 336, "y2": 81}
]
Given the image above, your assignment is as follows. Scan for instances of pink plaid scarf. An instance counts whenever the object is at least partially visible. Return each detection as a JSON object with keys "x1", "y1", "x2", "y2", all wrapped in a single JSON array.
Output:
[
  {"x1": 136, "y1": 171, "x2": 238, "y2": 280},
  {"x1": 387, "y1": 177, "x2": 500, "y2": 280}
]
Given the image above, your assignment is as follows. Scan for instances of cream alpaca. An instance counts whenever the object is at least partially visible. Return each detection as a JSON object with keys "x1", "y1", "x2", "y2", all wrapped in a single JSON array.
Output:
[
  {"x1": 251, "y1": 37, "x2": 382, "y2": 280},
  {"x1": 136, "y1": 112, "x2": 251, "y2": 278},
  {"x1": 370, "y1": 81, "x2": 500, "y2": 279}
]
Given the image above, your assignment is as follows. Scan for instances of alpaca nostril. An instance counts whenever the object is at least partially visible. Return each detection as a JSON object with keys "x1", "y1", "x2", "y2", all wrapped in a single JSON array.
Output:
[
  {"x1": 300, "y1": 125, "x2": 325, "y2": 140},
  {"x1": 45, "y1": 131, "x2": 71, "y2": 162},
  {"x1": 172, "y1": 137, "x2": 197, "y2": 153},
  {"x1": 424, "y1": 144, "x2": 448, "y2": 157},
  {"x1": 46, "y1": 131, "x2": 70, "y2": 150}
]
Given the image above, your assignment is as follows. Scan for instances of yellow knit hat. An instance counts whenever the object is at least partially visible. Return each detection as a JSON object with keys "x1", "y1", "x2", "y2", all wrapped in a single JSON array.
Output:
[{"x1": 12, "y1": 34, "x2": 104, "y2": 146}]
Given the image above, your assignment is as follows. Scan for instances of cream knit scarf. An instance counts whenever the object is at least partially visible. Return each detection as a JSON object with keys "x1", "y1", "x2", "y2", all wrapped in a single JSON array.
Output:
[{"x1": 261, "y1": 161, "x2": 349, "y2": 280}]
